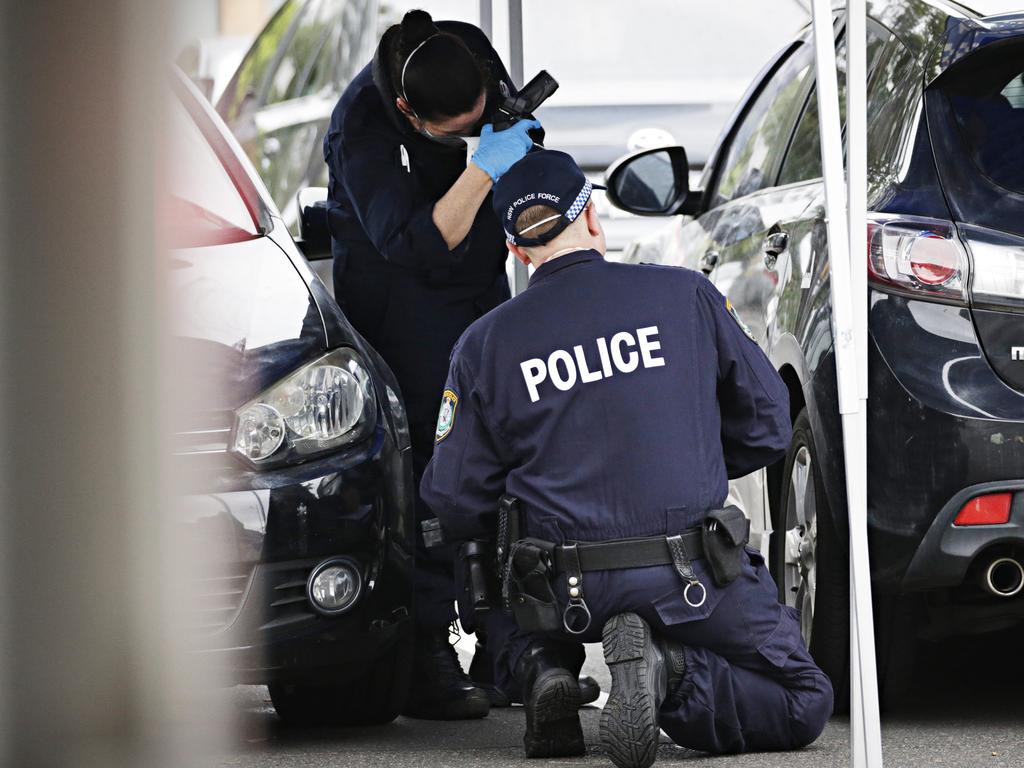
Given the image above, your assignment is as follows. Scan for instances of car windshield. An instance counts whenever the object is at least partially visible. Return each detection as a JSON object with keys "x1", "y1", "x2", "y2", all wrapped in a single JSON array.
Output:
[
  {"x1": 946, "y1": 64, "x2": 1024, "y2": 195},
  {"x1": 166, "y1": 95, "x2": 260, "y2": 248}
]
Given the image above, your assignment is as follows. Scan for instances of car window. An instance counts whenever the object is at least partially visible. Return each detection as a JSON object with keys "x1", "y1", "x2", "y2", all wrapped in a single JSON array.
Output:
[
  {"x1": 219, "y1": 0, "x2": 305, "y2": 122},
  {"x1": 946, "y1": 63, "x2": 1024, "y2": 194},
  {"x1": 283, "y1": 0, "x2": 353, "y2": 100},
  {"x1": 777, "y1": 29, "x2": 887, "y2": 186},
  {"x1": 168, "y1": 96, "x2": 259, "y2": 248},
  {"x1": 266, "y1": 0, "x2": 334, "y2": 103},
  {"x1": 710, "y1": 43, "x2": 815, "y2": 207}
]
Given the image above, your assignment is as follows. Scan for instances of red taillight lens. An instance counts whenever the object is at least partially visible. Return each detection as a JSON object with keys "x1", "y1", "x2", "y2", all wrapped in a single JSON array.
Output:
[
  {"x1": 908, "y1": 233, "x2": 960, "y2": 285},
  {"x1": 867, "y1": 216, "x2": 968, "y2": 301},
  {"x1": 953, "y1": 493, "x2": 1013, "y2": 526}
]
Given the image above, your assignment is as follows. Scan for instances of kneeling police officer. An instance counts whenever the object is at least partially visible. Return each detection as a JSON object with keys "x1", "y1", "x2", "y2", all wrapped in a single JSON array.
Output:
[{"x1": 421, "y1": 150, "x2": 834, "y2": 765}]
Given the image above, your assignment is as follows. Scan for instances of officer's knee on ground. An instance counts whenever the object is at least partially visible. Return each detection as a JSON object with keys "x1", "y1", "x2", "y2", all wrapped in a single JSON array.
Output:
[{"x1": 789, "y1": 670, "x2": 834, "y2": 749}]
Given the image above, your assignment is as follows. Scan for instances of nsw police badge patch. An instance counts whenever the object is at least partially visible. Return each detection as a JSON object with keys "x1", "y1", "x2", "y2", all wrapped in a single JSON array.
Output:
[
  {"x1": 435, "y1": 389, "x2": 459, "y2": 442},
  {"x1": 726, "y1": 297, "x2": 755, "y2": 341}
]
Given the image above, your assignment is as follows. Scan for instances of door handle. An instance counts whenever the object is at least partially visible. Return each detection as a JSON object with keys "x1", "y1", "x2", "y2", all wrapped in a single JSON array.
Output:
[
  {"x1": 699, "y1": 250, "x2": 720, "y2": 275},
  {"x1": 762, "y1": 231, "x2": 788, "y2": 270}
]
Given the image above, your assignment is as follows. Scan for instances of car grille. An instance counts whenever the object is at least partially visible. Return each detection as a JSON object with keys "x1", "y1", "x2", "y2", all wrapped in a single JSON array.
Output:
[
  {"x1": 189, "y1": 565, "x2": 254, "y2": 635},
  {"x1": 260, "y1": 562, "x2": 318, "y2": 631}
]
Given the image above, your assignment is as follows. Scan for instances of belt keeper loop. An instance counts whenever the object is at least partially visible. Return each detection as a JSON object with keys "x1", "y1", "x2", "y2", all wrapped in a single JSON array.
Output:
[
  {"x1": 561, "y1": 543, "x2": 592, "y2": 634},
  {"x1": 666, "y1": 534, "x2": 707, "y2": 608}
]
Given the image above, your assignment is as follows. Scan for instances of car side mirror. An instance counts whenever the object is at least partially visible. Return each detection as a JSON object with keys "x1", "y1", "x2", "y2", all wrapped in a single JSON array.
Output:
[
  {"x1": 296, "y1": 187, "x2": 331, "y2": 261},
  {"x1": 604, "y1": 146, "x2": 693, "y2": 217}
]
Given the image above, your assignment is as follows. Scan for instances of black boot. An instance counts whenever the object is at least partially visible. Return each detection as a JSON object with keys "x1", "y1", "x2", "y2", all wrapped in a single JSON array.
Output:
[
  {"x1": 516, "y1": 643, "x2": 587, "y2": 758},
  {"x1": 401, "y1": 629, "x2": 490, "y2": 720},
  {"x1": 473, "y1": 638, "x2": 602, "y2": 708},
  {"x1": 600, "y1": 613, "x2": 677, "y2": 768}
]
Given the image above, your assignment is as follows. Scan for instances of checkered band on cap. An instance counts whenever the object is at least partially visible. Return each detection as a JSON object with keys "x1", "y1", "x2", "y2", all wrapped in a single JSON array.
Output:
[{"x1": 565, "y1": 180, "x2": 593, "y2": 222}]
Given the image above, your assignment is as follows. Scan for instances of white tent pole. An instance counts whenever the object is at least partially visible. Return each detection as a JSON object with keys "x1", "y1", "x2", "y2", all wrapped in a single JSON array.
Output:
[
  {"x1": 508, "y1": 0, "x2": 529, "y2": 295},
  {"x1": 479, "y1": 0, "x2": 493, "y2": 41},
  {"x1": 849, "y1": 7, "x2": 869, "y2": 400},
  {"x1": 808, "y1": 1, "x2": 883, "y2": 766},
  {"x1": 845, "y1": 2, "x2": 884, "y2": 766}
]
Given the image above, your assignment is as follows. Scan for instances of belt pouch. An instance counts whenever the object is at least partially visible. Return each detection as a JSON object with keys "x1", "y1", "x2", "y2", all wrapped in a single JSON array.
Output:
[
  {"x1": 508, "y1": 538, "x2": 561, "y2": 632},
  {"x1": 702, "y1": 506, "x2": 750, "y2": 586}
]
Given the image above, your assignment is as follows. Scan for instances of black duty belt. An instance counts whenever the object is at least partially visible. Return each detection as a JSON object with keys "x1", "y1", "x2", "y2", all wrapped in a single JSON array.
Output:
[
  {"x1": 552, "y1": 530, "x2": 704, "y2": 573},
  {"x1": 550, "y1": 529, "x2": 709, "y2": 637}
]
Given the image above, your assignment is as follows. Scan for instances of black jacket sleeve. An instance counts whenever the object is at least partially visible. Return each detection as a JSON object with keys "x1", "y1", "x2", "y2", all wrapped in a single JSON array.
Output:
[
  {"x1": 695, "y1": 276, "x2": 792, "y2": 478},
  {"x1": 419, "y1": 346, "x2": 510, "y2": 542}
]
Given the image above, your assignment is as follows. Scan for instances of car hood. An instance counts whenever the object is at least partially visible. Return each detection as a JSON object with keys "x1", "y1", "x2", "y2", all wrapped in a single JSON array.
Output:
[{"x1": 171, "y1": 235, "x2": 326, "y2": 413}]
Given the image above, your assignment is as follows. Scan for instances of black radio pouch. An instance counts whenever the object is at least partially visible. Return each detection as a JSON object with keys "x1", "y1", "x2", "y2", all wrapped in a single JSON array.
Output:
[
  {"x1": 702, "y1": 506, "x2": 750, "y2": 586},
  {"x1": 507, "y1": 537, "x2": 561, "y2": 632}
]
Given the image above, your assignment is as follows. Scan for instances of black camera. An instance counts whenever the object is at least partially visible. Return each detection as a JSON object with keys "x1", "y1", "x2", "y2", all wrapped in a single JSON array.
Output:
[{"x1": 491, "y1": 70, "x2": 559, "y2": 131}]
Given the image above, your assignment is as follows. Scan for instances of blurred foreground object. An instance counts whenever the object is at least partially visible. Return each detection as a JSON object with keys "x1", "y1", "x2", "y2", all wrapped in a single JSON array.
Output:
[{"x1": 0, "y1": 2, "x2": 226, "y2": 766}]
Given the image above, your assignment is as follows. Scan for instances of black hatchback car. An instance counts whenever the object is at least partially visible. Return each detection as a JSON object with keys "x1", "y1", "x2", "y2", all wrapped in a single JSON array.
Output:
[
  {"x1": 169, "y1": 71, "x2": 414, "y2": 726},
  {"x1": 606, "y1": 0, "x2": 1024, "y2": 706}
]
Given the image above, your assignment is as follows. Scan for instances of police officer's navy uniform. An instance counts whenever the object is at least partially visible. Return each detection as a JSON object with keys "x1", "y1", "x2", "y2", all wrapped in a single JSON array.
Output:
[
  {"x1": 421, "y1": 151, "x2": 833, "y2": 755},
  {"x1": 323, "y1": 21, "x2": 516, "y2": 630}
]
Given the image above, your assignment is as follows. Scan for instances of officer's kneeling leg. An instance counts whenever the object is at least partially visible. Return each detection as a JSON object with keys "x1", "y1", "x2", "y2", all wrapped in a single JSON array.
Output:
[
  {"x1": 477, "y1": 610, "x2": 586, "y2": 758},
  {"x1": 655, "y1": 605, "x2": 833, "y2": 754}
]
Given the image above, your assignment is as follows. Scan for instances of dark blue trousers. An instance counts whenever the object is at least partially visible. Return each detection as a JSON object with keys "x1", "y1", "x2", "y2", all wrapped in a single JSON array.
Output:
[
  {"x1": 482, "y1": 548, "x2": 833, "y2": 754},
  {"x1": 334, "y1": 254, "x2": 509, "y2": 629}
]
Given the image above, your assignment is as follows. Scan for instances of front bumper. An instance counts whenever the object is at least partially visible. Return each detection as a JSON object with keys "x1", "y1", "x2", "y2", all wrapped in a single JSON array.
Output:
[{"x1": 177, "y1": 424, "x2": 415, "y2": 683}]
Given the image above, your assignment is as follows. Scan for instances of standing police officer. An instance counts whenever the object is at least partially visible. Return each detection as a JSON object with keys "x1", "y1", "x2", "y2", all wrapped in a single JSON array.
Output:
[
  {"x1": 323, "y1": 10, "x2": 539, "y2": 720},
  {"x1": 421, "y1": 150, "x2": 834, "y2": 764}
]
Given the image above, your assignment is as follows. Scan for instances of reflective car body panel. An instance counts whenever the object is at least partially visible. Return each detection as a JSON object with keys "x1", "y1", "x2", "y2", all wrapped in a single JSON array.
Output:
[
  {"x1": 619, "y1": 0, "x2": 1024, "y2": 631},
  {"x1": 173, "y1": 71, "x2": 414, "y2": 683}
]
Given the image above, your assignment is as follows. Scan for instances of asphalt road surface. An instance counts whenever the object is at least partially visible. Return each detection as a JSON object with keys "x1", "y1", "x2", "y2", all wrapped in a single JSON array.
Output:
[{"x1": 210, "y1": 628, "x2": 1022, "y2": 768}]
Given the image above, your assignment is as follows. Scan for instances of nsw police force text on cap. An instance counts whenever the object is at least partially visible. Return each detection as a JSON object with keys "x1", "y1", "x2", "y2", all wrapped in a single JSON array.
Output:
[{"x1": 520, "y1": 326, "x2": 664, "y2": 403}]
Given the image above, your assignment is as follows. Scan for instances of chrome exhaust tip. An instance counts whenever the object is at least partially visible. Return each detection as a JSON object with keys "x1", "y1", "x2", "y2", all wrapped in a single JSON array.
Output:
[{"x1": 983, "y1": 557, "x2": 1024, "y2": 598}]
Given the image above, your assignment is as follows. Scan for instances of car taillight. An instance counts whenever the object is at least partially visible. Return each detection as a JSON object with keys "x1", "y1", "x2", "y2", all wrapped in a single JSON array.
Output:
[
  {"x1": 954, "y1": 493, "x2": 1013, "y2": 526},
  {"x1": 867, "y1": 215, "x2": 968, "y2": 302},
  {"x1": 957, "y1": 225, "x2": 1024, "y2": 309}
]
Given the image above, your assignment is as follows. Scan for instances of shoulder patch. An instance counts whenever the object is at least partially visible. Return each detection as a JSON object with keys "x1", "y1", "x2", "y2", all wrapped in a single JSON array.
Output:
[
  {"x1": 726, "y1": 297, "x2": 755, "y2": 341},
  {"x1": 435, "y1": 389, "x2": 459, "y2": 442}
]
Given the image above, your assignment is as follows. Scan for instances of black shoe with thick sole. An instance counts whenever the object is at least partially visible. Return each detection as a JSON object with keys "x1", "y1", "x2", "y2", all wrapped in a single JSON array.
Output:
[
  {"x1": 401, "y1": 630, "x2": 490, "y2": 721},
  {"x1": 482, "y1": 674, "x2": 602, "y2": 709},
  {"x1": 524, "y1": 667, "x2": 586, "y2": 758},
  {"x1": 517, "y1": 643, "x2": 586, "y2": 758},
  {"x1": 600, "y1": 613, "x2": 667, "y2": 768}
]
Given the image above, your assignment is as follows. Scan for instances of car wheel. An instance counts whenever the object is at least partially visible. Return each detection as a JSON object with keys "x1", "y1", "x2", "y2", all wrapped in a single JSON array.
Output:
[
  {"x1": 772, "y1": 409, "x2": 850, "y2": 713},
  {"x1": 268, "y1": 637, "x2": 413, "y2": 727}
]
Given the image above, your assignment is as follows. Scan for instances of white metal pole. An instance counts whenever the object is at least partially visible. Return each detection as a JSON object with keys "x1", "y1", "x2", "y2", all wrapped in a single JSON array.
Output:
[
  {"x1": 508, "y1": 0, "x2": 529, "y2": 295},
  {"x1": 808, "y1": 1, "x2": 883, "y2": 766},
  {"x1": 479, "y1": 0, "x2": 493, "y2": 40},
  {"x1": 845, "y1": 2, "x2": 884, "y2": 766}
]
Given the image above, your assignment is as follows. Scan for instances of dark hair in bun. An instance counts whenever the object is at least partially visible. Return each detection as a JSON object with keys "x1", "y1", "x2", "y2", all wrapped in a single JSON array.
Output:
[{"x1": 389, "y1": 9, "x2": 486, "y2": 121}]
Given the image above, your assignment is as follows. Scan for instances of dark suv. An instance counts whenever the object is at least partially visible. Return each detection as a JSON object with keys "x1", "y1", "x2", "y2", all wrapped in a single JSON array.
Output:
[
  {"x1": 171, "y1": 71, "x2": 414, "y2": 726},
  {"x1": 605, "y1": 0, "x2": 1024, "y2": 706}
]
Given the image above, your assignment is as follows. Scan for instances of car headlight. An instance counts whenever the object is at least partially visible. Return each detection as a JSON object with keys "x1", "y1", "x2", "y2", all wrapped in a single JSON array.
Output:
[{"x1": 231, "y1": 348, "x2": 377, "y2": 467}]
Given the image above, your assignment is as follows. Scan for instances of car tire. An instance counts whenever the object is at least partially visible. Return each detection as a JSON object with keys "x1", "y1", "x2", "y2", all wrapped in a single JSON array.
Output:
[
  {"x1": 772, "y1": 409, "x2": 850, "y2": 713},
  {"x1": 268, "y1": 638, "x2": 413, "y2": 727}
]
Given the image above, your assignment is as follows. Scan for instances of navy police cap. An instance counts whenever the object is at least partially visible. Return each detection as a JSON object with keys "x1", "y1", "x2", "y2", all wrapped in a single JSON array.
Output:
[{"x1": 493, "y1": 150, "x2": 605, "y2": 247}]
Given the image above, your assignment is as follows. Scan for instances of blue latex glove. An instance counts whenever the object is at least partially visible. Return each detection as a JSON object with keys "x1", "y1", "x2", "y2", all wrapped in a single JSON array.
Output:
[{"x1": 471, "y1": 119, "x2": 541, "y2": 182}]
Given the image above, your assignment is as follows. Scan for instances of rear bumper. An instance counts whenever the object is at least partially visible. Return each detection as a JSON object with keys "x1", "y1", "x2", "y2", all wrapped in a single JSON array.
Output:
[
  {"x1": 867, "y1": 293, "x2": 1024, "y2": 589},
  {"x1": 902, "y1": 481, "x2": 1024, "y2": 591}
]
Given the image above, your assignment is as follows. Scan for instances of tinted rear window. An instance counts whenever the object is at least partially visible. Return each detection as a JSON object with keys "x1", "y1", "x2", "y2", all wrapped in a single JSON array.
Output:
[{"x1": 944, "y1": 56, "x2": 1024, "y2": 194}]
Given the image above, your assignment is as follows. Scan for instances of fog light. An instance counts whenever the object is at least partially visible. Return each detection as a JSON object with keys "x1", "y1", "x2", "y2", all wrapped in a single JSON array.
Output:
[{"x1": 307, "y1": 558, "x2": 362, "y2": 615}]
